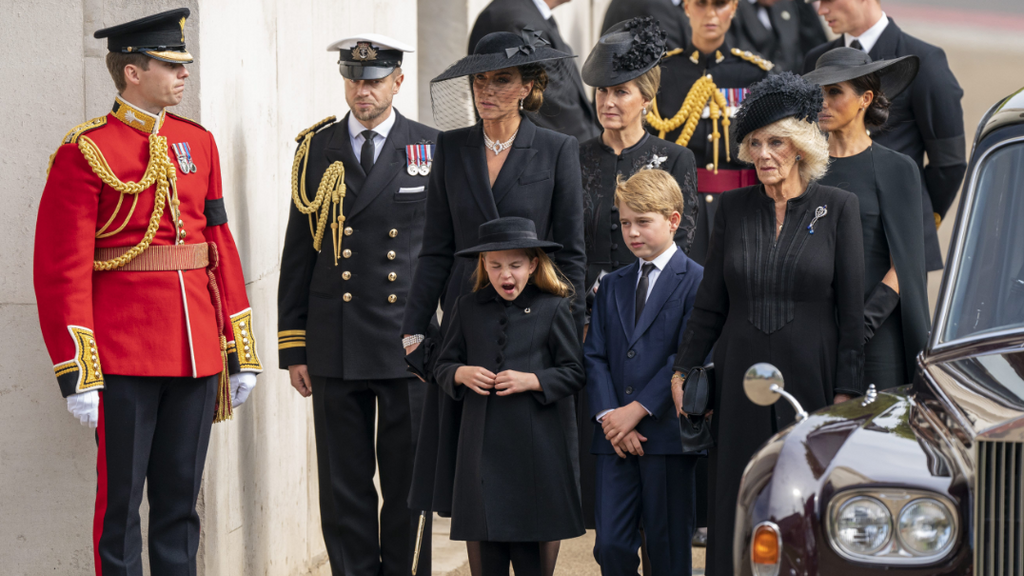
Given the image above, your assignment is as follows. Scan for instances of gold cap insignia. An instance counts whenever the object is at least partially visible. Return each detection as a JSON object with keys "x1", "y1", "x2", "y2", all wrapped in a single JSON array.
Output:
[
  {"x1": 179, "y1": 17, "x2": 186, "y2": 42},
  {"x1": 352, "y1": 42, "x2": 378, "y2": 61}
]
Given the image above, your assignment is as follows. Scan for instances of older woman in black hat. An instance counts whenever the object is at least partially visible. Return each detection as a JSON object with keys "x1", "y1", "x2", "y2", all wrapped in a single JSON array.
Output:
[
  {"x1": 670, "y1": 72, "x2": 865, "y2": 575},
  {"x1": 804, "y1": 48, "x2": 930, "y2": 391},
  {"x1": 400, "y1": 30, "x2": 586, "y2": 576}
]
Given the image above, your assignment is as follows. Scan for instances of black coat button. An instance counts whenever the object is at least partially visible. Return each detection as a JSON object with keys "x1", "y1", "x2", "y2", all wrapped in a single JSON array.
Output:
[
  {"x1": 611, "y1": 223, "x2": 619, "y2": 230},
  {"x1": 610, "y1": 205, "x2": 618, "y2": 213},
  {"x1": 627, "y1": 349, "x2": 636, "y2": 358},
  {"x1": 625, "y1": 386, "x2": 634, "y2": 395},
  {"x1": 611, "y1": 243, "x2": 618, "y2": 251}
]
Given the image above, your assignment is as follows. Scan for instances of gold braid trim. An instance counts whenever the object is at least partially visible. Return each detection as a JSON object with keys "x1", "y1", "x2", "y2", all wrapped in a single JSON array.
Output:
[
  {"x1": 730, "y1": 48, "x2": 774, "y2": 71},
  {"x1": 79, "y1": 133, "x2": 177, "y2": 271},
  {"x1": 291, "y1": 117, "x2": 347, "y2": 266},
  {"x1": 647, "y1": 75, "x2": 732, "y2": 173}
]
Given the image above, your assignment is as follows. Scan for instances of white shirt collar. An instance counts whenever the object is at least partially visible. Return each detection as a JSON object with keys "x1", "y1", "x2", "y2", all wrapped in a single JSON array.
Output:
[
  {"x1": 531, "y1": 0, "x2": 553, "y2": 21},
  {"x1": 845, "y1": 12, "x2": 889, "y2": 54},
  {"x1": 641, "y1": 241, "x2": 677, "y2": 274},
  {"x1": 348, "y1": 108, "x2": 396, "y2": 142}
]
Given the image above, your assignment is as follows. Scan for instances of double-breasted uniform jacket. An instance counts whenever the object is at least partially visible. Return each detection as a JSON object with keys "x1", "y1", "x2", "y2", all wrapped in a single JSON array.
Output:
[
  {"x1": 580, "y1": 133, "x2": 698, "y2": 291},
  {"x1": 731, "y1": 0, "x2": 827, "y2": 73},
  {"x1": 35, "y1": 97, "x2": 261, "y2": 397},
  {"x1": 804, "y1": 19, "x2": 966, "y2": 271},
  {"x1": 649, "y1": 42, "x2": 771, "y2": 265},
  {"x1": 601, "y1": 0, "x2": 690, "y2": 50},
  {"x1": 469, "y1": 0, "x2": 601, "y2": 143},
  {"x1": 278, "y1": 111, "x2": 439, "y2": 379},
  {"x1": 434, "y1": 285, "x2": 586, "y2": 542}
]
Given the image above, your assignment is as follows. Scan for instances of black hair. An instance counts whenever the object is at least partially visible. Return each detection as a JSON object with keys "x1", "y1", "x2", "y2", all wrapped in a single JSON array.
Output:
[{"x1": 847, "y1": 71, "x2": 890, "y2": 127}]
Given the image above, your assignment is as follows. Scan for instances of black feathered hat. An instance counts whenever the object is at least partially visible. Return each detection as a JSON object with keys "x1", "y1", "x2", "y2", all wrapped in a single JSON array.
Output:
[
  {"x1": 582, "y1": 17, "x2": 667, "y2": 88},
  {"x1": 94, "y1": 8, "x2": 193, "y2": 64},
  {"x1": 455, "y1": 217, "x2": 562, "y2": 257},
  {"x1": 432, "y1": 29, "x2": 576, "y2": 83},
  {"x1": 733, "y1": 72, "x2": 824, "y2": 144},
  {"x1": 802, "y1": 47, "x2": 919, "y2": 100}
]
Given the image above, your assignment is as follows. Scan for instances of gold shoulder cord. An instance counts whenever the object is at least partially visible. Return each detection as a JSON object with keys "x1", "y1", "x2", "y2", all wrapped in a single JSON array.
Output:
[
  {"x1": 290, "y1": 116, "x2": 348, "y2": 266},
  {"x1": 647, "y1": 75, "x2": 731, "y2": 173}
]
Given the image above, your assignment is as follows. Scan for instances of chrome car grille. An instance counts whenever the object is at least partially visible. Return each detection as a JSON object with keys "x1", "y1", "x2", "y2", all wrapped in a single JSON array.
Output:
[{"x1": 976, "y1": 440, "x2": 1024, "y2": 575}]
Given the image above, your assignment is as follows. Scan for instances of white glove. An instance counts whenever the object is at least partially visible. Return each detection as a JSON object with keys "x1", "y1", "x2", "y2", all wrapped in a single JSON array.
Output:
[
  {"x1": 230, "y1": 371, "x2": 257, "y2": 408},
  {"x1": 67, "y1": 390, "x2": 100, "y2": 428}
]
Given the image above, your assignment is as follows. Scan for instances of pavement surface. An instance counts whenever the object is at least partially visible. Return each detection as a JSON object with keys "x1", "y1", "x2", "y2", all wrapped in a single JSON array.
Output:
[{"x1": 428, "y1": 2, "x2": 1024, "y2": 574}]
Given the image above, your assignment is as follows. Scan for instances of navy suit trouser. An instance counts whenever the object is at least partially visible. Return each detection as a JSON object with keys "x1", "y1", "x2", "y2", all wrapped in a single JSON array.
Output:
[{"x1": 594, "y1": 453, "x2": 698, "y2": 575}]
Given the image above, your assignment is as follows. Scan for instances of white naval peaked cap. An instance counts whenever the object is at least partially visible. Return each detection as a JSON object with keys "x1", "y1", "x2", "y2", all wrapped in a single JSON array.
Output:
[
  {"x1": 328, "y1": 34, "x2": 414, "y2": 80},
  {"x1": 326, "y1": 33, "x2": 415, "y2": 54}
]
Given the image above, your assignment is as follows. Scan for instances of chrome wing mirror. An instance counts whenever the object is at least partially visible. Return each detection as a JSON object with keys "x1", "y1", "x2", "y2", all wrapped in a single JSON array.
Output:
[{"x1": 743, "y1": 362, "x2": 808, "y2": 422}]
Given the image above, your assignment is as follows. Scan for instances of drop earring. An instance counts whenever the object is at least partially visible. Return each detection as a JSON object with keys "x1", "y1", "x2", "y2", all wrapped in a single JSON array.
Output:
[
  {"x1": 519, "y1": 98, "x2": 524, "y2": 111},
  {"x1": 795, "y1": 154, "x2": 802, "y2": 161}
]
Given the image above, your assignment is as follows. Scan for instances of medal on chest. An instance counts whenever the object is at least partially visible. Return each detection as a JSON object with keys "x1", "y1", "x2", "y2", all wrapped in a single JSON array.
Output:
[
  {"x1": 405, "y1": 144, "x2": 434, "y2": 176},
  {"x1": 171, "y1": 142, "x2": 198, "y2": 174}
]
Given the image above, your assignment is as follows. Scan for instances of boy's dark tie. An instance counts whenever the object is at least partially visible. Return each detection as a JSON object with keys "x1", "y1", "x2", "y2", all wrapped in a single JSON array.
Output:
[
  {"x1": 849, "y1": 39, "x2": 864, "y2": 52},
  {"x1": 635, "y1": 263, "x2": 655, "y2": 325}
]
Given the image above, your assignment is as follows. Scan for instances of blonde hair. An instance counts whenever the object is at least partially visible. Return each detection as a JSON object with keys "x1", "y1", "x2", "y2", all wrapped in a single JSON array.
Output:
[
  {"x1": 737, "y1": 117, "x2": 830, "y2": 183},
  {"x1": 632, "y1": 65, "x2": 661, "y2": 102},
  {"x1": 614, "y1": 169, "x2": 684, "y2": 220},
  {"x1": 473, "y1": 248, "x2": 571, "y2": 298}
]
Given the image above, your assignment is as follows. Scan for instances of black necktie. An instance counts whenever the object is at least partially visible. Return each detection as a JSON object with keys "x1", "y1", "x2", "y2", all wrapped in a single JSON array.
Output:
[
  {"x1": 635, "y1": 263, "x2": 655, "y2": 326},
  {"x1": 849, "y1": 39, "x2": 864, "y2": 52},
  {"x1": 360, "y1": 130, "x2": 377, "y2": 174},
  {"x1": 547, "y1": 16, "x2": 558, "y2": 31}
]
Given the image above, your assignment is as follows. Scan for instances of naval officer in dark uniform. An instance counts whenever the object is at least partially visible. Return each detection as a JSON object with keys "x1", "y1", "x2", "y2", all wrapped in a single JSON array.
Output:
[
  {"x1": 803, "y1": 0, "x2": 965, "y2": 271},
  {"x1": 277, "y1": 34, "x2": 439, "y2": 576}
]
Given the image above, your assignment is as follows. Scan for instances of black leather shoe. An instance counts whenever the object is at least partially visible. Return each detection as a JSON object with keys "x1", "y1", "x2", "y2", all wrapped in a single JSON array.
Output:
[{"x1": 692, "y1": 527, "x2": 708, "y2": 547}]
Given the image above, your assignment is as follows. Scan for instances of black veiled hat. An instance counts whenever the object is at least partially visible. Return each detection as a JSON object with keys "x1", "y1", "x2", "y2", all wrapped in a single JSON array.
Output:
[
  {"x1": 455, "y1": 217, "x2": 562, "y2": 257},
  {"x1": 582, "y1": 17, "x2": 667, "y2": 88},
  {"x1": 733, "y1": 72, "x2": 824, "y2": 144},
  {"x1": 431, "y1": 29, "x2": 576, "y2": 83},
  {"x1": 802, "y1": 47, "x2": 919, "y2": 100},
  {"x1": 94, "y1": 8, "x2": 193, "y2": 64}
]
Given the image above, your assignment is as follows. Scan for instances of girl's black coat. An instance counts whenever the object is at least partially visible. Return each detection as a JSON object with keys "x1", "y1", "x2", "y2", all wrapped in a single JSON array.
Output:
[{"x1": 434, "y1": 286, "x2": 586, "y2": 542}]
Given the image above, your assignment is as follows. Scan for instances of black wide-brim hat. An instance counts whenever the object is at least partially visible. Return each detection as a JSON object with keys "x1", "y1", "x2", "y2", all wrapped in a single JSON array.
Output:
[
  {"x1": 455, "y1": 217, "x2": 562, "y2": 257},
  {"x1": 803, "y1": 47, "x2": 919, "y2": 100},
  {"x1": 733, "y1": 72, "x2": 824, "y2": 144},
  {"x1": 94, "y1": 8, "x2": 193, "y2": 64},
  {"x1": 582, "y1": 17, "x2": 667, "y2": 88},
  {"x1": 432, "y1": 29, "x2": 576, "y2": 83}
]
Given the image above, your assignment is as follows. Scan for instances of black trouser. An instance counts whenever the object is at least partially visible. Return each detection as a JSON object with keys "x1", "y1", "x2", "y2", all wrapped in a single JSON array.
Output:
[
  {"x1": 311, "y1": 376, "x2": 431, "y2": 576},
  {"x1": 95, "y1": 374, "x2": 217, "y2": 576},
  {"x1": 479, "y1": 542, "x2": 542, "y2": 576}
]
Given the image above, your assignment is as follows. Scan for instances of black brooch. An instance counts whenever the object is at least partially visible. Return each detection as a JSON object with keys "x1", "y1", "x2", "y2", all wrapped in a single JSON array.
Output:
[{"x1": 611, "y1": 17, "x2": 667, "y2": 72}]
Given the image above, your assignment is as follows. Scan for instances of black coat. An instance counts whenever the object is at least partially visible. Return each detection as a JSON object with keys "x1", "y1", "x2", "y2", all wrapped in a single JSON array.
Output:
[
  {"x1": 804, "y1": 19, "x2": 966, "y2": 270},
  {"x1": 278, "y1": 111, "x2": 439, "y2": 379},
  {"x1": 601, "y1": 0, "x2": 689, "y2": 51},
  {"x1": 580, "y1": 132, "x2": 698, "y2": 289},
  {"x1": 469, "y1": 0, "x2": 601, "y2": 143},
  {"x1": 435, "y1": 286, "x2": 586, "y2": 542},
  {"x1": 730, "y1": 0, "x2": 827, "y2": 73}
]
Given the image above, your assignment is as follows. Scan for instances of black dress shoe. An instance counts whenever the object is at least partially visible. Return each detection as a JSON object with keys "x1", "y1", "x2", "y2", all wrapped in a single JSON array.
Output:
[{"x1": 692, "y1": 527, "x2": 708, "y2": 547}]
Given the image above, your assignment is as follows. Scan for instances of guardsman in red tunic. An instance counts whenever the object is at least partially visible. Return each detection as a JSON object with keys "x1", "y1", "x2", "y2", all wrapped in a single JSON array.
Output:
[{"x1": 32, "y1": 9, "x2": 261, "y2": 575}]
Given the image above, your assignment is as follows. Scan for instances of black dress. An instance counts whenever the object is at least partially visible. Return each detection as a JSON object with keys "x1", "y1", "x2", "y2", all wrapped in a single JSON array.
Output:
[
  {"x1": 673, "y1": 182, "x2": 865, "y2": 575},
  {"x1": 434, "y1": 286, "x2": 586, "y2": 542},
  {"x1": 819, "y1": 145, "x2": 931, "y2": 388}
]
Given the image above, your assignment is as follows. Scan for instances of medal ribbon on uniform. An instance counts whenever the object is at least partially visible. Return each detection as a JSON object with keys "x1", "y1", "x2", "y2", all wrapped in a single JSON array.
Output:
[{"x1": 171, "y1": 142, "x2": 198, "y2": 174}]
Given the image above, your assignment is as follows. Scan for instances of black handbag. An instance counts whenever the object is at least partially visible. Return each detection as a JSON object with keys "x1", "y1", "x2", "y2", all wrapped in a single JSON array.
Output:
[{"x1": 679, "y1": 365, "x2": 715, "y2": 454}]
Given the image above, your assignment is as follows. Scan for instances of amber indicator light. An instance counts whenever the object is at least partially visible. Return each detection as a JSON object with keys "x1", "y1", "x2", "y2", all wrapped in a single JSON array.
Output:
[{"x1": 752, "y1": 524, "x2": 780, "y2": 565}]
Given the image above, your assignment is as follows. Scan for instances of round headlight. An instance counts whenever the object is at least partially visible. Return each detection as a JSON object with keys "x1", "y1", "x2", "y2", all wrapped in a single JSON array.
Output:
[
  {"x1": 834, "y1": 496, "x2": 892, "y2": 555},
  {"x1": 897, "y1": 499, "x2": 954, "y2": 555}
]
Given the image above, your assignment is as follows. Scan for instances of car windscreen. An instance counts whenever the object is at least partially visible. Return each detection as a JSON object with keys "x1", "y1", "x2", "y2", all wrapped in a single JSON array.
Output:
[{"x1": 943, "y1": 140, "x2": 1024, "y2": 344}]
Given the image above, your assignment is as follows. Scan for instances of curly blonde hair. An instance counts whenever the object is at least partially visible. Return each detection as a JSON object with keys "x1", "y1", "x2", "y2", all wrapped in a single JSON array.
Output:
[{"x1": 737, "y1": 117, "x2": 830, "y2": 183}]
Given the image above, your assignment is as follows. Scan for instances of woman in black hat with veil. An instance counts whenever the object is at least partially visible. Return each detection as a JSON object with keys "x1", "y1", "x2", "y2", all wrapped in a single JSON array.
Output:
[
  {"x1": 804, "y1": 48, "x2": 931, "y2": 390},
  {"x1": 400, "y1": 30, "x2": 586, "y2": 576}
]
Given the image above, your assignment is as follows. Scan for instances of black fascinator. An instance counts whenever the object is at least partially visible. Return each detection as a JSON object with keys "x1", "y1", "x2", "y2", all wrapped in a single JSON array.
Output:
[
  {"x1": 582, "y1": 17, "x2": 667, "y2": 88},
  {"x1": 733, "y1": 72, "x2": 824, "y2": 143}
]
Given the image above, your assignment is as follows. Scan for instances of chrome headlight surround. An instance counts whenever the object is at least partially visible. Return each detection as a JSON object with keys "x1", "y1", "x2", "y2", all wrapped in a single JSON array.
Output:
[{"x1": 826, "y1": 489, "x2": 959, "y2": 565}]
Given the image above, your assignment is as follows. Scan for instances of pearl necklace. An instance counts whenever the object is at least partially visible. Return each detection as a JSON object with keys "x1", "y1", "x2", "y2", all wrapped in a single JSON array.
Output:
[{"x1": 483, "y1": 129, "x2": 518, "y2": 156}]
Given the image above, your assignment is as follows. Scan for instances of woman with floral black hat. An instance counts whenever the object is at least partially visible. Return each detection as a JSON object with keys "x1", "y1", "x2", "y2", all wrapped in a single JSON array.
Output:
[{"x1": 670, "y1": 72, "x2": 865, "y2": 575}]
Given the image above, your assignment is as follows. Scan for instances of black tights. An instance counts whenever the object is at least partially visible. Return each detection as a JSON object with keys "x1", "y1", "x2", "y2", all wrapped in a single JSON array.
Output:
[{"x1": 478, "y1": 541, "x2": 543, "y2": 576}]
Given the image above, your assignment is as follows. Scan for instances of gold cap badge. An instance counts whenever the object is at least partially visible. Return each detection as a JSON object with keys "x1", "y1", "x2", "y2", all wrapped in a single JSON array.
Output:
[{"x1": 351, "y1": 42, "x2": 378, "y2": 61}]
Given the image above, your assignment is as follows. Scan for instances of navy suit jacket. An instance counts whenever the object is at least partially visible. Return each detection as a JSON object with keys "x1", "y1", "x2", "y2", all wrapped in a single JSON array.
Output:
[{"x1": 584, "y1": 249, "x2": 703, "y2": 455}]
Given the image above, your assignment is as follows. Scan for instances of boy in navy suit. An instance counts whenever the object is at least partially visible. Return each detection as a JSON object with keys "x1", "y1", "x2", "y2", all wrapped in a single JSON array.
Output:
[{"x1": 584, "y1": 169, "x2": 703, "y2": 575}]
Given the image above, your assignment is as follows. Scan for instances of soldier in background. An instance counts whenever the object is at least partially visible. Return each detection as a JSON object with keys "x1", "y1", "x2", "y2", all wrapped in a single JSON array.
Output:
[
  {"x1": 731, "y1": 0, "x2": 828, "y2": 72},
  {"x1": 34, "y1": 9, "x2": 260, "y2": 575},
  {"x1": 277, "y1": 34, "x2": 438, "y2": 576}
]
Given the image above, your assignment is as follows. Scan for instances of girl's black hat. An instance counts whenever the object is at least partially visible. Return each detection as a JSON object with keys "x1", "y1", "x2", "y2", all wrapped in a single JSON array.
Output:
[
  {"x1": 582, "y1": 17, "x2": 667, "y2": 88},
  {"x1": 455, "y1": 217, "x2": 562, "y2": 257},
  {"x1": 733, "y1": 72, "x2": 824, "y2": 144},
  {"x1": 802, "y1": 47, "x2": 919, "y2": 100},
  {"x1": 432, "y1": 29, "x2": 576, "y2": 83}
]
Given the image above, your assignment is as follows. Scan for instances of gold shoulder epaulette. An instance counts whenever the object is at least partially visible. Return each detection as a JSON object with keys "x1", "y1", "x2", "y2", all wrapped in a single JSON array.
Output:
[
  {"x1": 731, "y1": 48, "x2": 774, "y2": 71},
  {"x1": 295, "y1": 116, "x2": 338, "y2": 143},
  {"x1": 662, "y1": 48, "x2": 685, "y2": 61},
  {"x1": 61, "y1": 116, "x2": 107, "y2": 145},
  {"x1": 166, "y1": 112, "x2": 206, "y2": 131}
]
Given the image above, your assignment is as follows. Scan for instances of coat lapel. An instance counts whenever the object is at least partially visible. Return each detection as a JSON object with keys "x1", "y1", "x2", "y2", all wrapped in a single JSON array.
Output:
[
  {"x1": 614, "y1": 262, "x2": 638, "y2": 343},
  {"x1": 324, "y1": 113, "x2": 366, "y2": 196},
  {"x1": 491, "y1": 117, "x2": 538, "y2": 206},
  {"x1": 461, "y1": 123, "x2": 501, "y2": 222},
  {"x1": 868, "y1": 19, "x2": 901, "y2": 59},
  {"x1": 630, "y1": 252, "x2": 687, "y2": 346},
  {"x1": 347, "y1": 111, "x2": 410, "y2": 219}
]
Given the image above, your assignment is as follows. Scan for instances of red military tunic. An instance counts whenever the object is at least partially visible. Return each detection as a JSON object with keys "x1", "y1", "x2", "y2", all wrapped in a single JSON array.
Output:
[{"x1": 35, "y1": 96, "x2": 262, "y2": 398}]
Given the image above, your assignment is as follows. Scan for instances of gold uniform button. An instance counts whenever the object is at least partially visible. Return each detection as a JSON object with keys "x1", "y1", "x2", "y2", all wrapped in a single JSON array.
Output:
[
  {"x1": 343, "y1": 249, "x2": 352, "y2": 258},
  {"x1": 389, "y1": 229, "x2": 398, "y2": 238},
  {"x1": 344, "y1": 226, "x2": 353, "y2": 236},
  {"x1": 705, "y1": 163, "x2": 714, "y2": 171},
  {"x1": 388, "y1": 294, "x2": 398, "y2": 304},
  {"x1": 342, "y1": 271, "x2": 352, "y2": 280},
  {"x1": 343, "y1": 293, "x2": 353, "y2": 302},
  {"x1": 387, "y1": 250, "x2": 396, "y2": 260},
  {"x1": 388, "y1": 272, "x2": 397, "y2": 282},
  {"x1": 705, "y1": 194, "x2": 714, "y2": 204}
]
